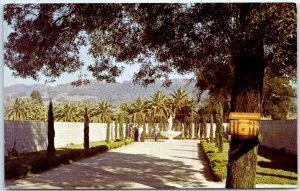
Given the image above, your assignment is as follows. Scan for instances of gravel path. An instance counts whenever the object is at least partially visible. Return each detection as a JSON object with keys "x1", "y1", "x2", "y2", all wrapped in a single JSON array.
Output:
[
  {"x1": 5, "y1": 140, "x2": 296, "y2": 189},
  {"x1": 5, "y1": 140, "x2": 224, "y2": 189}
]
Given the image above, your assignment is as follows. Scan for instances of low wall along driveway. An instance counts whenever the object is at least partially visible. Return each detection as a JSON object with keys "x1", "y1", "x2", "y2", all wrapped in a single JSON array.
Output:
[
  {"x1": 4, "y1": 119, "x2": 297, "y2": 155},
  {"x1": 259, "y1": 120, "x2": 297, "y2": 155},
  {"x1": 4, "y1": 121, "x2": 109, "y2": 155}
]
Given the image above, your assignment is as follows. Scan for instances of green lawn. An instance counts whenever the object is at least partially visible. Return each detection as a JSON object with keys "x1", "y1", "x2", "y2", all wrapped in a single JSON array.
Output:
[
  {"x1": 58, "y1": 141, "x2": 107, "y2": 149},
  {"x1": 200, "y1": 140, "x2": 297, "y2": 184}
]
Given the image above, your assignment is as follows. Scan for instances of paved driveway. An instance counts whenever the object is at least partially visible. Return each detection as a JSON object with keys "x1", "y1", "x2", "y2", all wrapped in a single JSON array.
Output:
[{"x1": 5, "y1": 140, "x2": 224, "y2": 189}]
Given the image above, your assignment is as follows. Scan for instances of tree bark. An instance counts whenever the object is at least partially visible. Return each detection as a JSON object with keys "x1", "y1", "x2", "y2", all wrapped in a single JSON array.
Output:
[
  {"x1": 226, "y1": 5, "x2": 264, "y2": 188},
  {"x1": 47, "y1": 100, "x2": 56, "y2": 163},
  {"x1": 226, "y1": 37, "x2": 264, "y2": 188}
]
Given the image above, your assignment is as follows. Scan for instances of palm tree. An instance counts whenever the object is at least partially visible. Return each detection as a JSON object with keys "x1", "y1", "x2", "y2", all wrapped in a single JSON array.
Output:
[
  {"x1": 93, "y1": 100, "x2": 113, "y2": 123},
  {"x1": 54, "y1": 103, "x2": 78, "y2": 122},
  {"x1": 132, "y1": 97, "x2": 149, "y2": 126},
  {"x1": 120, "y1": 102, "x2": 135, "y2": 123},
  {"x1": 76, "y1": 103, "x2": 96, "y2": 149},
  {"x1": 170, "y1": 87, "x2": 193, "y2": 121},
  {"x1": 31, "y1": 104, "x2": 47, "y2": 121},
  {"x1": 6, "y1": 98, "x2": 29, "y2": 120},
  {"x1": 148, "y1": 91, "x2": 169, "y2": 130},
  {"x1": 25, "y1": 97, "x2": 46, "y2": 121},
  {"x1": 76, "y1": 103, "x2": 96, "y2": 121}
]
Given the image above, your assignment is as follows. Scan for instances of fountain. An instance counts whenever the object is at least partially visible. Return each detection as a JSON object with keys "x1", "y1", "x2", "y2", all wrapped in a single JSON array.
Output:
[{"x1": 160, "y1": 115, "x2": 182, "y2": 142}]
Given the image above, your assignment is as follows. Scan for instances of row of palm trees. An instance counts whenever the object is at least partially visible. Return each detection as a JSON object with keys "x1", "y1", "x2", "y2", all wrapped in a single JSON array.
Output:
[
  {"x1": 5, "y1": 88, "x2": 199, "y2": 125},
  {"x1": 5, "y1": 87, "x2": 226, "y2": 151}
]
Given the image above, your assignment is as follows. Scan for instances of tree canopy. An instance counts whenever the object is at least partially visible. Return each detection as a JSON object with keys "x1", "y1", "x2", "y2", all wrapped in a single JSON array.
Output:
[
  {"x1": 4, "y1": 3, "x2": 296, "y2": 89},
  {"x1": 4, "y1": 3, "x2": 297, "y2": 188}
]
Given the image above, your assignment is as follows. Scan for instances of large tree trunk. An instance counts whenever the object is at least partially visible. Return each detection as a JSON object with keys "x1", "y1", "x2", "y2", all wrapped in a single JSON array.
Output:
[
  {"x1": 226, "y1": 5, "x2": 264, "y2": 188},
  {"x1": 226, "y1": 38, "x2": 264, "y2": 188},
  {"x1": 47, "y1": 100, "x2": 56, "y2": 163}
]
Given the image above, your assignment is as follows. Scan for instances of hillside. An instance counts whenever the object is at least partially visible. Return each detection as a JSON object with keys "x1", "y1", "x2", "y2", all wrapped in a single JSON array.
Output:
[{"x1": 4, "y1": 79, "x2": 207, "y2": 104}]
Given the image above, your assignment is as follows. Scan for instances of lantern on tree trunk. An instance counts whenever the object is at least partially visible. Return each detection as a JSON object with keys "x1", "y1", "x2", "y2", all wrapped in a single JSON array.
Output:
[{"x1": 229, "y1": 112, "x2": 261, "y2": 140}]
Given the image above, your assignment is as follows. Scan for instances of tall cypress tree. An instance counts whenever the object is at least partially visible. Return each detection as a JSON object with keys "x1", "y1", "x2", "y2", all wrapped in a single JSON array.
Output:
[
  {"x1": 47, "y1": 100, "x2": 55, "y2": 162},
  {"x1": 201, "y1": 115, "x2": 207, "y2": 139},
  {"x1": 209, "y1": 114, "x2": 214, "y2": 143},
  {"x1": 106, "y1": 119, "x2": 111, "y2": 143},
  {"x1": 119, "y1": 113, "x2": 124, "y2": 138},
  {"x1": 215, "y1": 102, "x2": 224, "y2": 152},
  {"x1": 83, "y1": 108, "x2": 89, "y2": 149}
]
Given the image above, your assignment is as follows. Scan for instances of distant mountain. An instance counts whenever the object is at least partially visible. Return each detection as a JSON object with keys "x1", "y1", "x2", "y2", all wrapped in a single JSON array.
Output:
[{"x1": 4, "y1": 79, "x2": 208, "y2": 104}]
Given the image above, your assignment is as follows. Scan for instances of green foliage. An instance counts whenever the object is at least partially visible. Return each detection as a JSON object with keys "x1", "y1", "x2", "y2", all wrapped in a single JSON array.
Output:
[
  {"x1": 148, "y1": 91, "x2": 169, "y2": 123},
  {"x1": 214, "y1": 102, "x2": 224, "y2": 152},
  {"x1": 5, "y1": 97, "x2": 39, "y2": 120},
  {"x1": 200, "y1": 115, "x2": 207, "y2": 139},
  {"x1": 5, "y1": 4, "x2": 295, "y2": 89},
  {"x1": 200, "y1": 140, "x2": 227, "y2": 181},
  {"x1": 5, "y1": 87, "x2": 197, "y2": 127},
  {"x1": 54, "y1": 102, "x2": 78, "y2": 122},
  {"x1": 5, "y1": 139, "x2": 133, "y2": 179},
  {"x1": 209, "y1": 115, "x2": 214, "y2": 143},
  {"x1": 131, "y1": 97, "x2": 149, "y2": 125},
  {"x1": 262, "y1": 74, "x2": 296, "y2": 120},
  {"x1": 170, "y1": 87, "x2": 194, "y2": 122},
  {"x1": 200, "y1": 141, "x2": 297, "y2": 184},
  {"x1": 106, "y1": 138, "x2": 133, "y2": 150},
  {"x1": 76, "y1": 103, "x2": 97, "y2": 122},
  {"x1": 119, "y1": 112, "x2": 125, "y2": 138},
  {"x1": 47, "y1": 100, "x2": 55, "y2": 161},
  {"x1": 93, "y1": 100, "x2": 113, "y2": 123},
  {"x1": 114, "y1": 119, "x2": 118, "y2": 139}
]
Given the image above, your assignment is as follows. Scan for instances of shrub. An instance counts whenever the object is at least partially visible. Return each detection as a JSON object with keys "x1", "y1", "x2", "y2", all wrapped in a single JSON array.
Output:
[
  {"x1": 200, "y1": 140, "x2": 227, "y2": 181},
  {"x1": 5, "y1": 140, "x2": 130, "y2": 180}
]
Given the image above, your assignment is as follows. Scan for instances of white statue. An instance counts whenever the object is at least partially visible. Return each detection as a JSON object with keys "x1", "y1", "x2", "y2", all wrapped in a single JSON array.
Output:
[
  {"x1": 167, "y1": 115, "x2": 173, "y2": 131},
  {"x1": 161, "y1": 114, "x2": 182, "y2": 141}
]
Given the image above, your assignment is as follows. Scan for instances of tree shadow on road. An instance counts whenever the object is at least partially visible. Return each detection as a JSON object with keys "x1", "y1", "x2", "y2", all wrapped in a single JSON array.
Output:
[{"x1": 6, "y1": 150, "x2": 212, "y2": 189}]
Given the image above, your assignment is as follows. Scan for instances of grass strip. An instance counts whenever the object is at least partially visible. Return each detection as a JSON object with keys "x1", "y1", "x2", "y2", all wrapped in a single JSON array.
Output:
[{"x1": 200, "y1": 140, "x2": 297, "y2": 184}]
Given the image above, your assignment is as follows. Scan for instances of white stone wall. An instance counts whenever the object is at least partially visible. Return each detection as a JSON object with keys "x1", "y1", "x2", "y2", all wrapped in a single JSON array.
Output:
[
  {"x1": 4, "y1": 120, "x2": 48, "y2": 155},
  {"x1": 5, "y1": 120, "x2": 297, "y2": 155},
  {"x1": 4, "y1": 121, "x2": 108, "y2": 155},
  {"x1": 259, "y1": 120, "x2": 297, "y2": 155},
  {"x1": 54, "y1": 122, "x2": 107, "y2": 148},
  {"x1": 204, "y1": 123, "x2": 229, "y2": 138}
]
